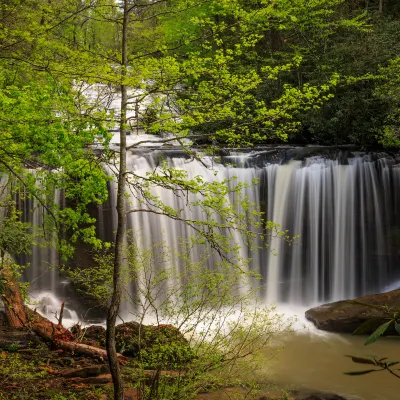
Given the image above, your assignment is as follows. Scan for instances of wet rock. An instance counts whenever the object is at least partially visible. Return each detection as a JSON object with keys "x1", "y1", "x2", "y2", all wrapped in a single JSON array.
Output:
[
  {"x1": 115, "y1": 321, "x2": 141, "y2": 356},
  {"x1": 305, "y1": 289, "x2": 400, "y2": 333},
  {"x1": 67, "y1": 321, "x2": 192, "y2": 366},
  {"x1": 115, "y1": 322, "x2": 191, "y2": 365},
  {"x1": 114, "y1": 322, "x2": 194, "y2": 369}
]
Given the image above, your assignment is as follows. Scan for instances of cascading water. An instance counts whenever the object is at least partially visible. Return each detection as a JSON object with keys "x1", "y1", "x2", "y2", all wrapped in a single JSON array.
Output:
[
  {"x1": 17, "y1": 148, "x2": 400, "y2": 320},
  {"x1": 260, "y1": 154, "x2": 397, "y2": 305},
  {"x1": 101, "y1": 149, "x2": 400, "y2": 317},
  {"x1": 14, "y1": 178, "x2": 79, "y2": 324}
]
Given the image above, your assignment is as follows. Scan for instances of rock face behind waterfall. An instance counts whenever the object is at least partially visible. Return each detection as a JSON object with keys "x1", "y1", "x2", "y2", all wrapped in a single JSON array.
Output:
[{"x1": 305, "y1": 289, "x2": 400, "y2": 333}]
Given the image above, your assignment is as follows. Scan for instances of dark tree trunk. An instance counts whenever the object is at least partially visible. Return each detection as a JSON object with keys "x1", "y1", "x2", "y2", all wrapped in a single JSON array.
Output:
[{"x1": 106, "y1": 0, "x2": 129, "y2": 398}]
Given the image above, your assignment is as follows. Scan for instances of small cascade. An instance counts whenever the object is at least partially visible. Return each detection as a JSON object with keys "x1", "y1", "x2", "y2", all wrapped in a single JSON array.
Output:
[
  {"x1": 18, "y1": 181, "x2": 61, "y2": 294},
  {"x1": 27, "y1": 291, "x2": 79, "y2": 327}
]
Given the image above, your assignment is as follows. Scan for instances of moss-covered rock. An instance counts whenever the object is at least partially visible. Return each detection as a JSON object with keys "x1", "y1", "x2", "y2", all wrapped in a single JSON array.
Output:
[
  {"x1": 78, "y1": 321, "x2": 193, "y2": 368},
  {"x1": 115, "y1": 322, "x2": 193, "y2": 368},
  {"x1": 85, "y1": 325, "x2": 107, "y2": 347}
]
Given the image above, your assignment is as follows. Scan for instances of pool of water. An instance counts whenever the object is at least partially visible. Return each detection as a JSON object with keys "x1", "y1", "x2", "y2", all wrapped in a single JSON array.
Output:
[{"x1": 266, "y1": 309, "x2": 399, "y2": 400}]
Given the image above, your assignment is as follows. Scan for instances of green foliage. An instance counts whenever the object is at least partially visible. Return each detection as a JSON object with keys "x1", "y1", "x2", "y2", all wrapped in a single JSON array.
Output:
[
  {"x1": 3, "y1": 0, "x2": 400, "y2": 151},
  {"x1": 0, "y1": 72, "x2": 110, "y2": 259},
  {"x1": 4, "y1": 343, "x2": 19, "y2": 353},
  {"x1": 375, "y1": 57, "x2": 400, "y2": 146},
  {"x1": 0, "y1": 199, "x2": 32, "y2": 256},
  {"x1": 364, "y1": 320, "x2": 393, "y2": 345},
  {"x1": 0, "y1": 352, "x2": 48, "y2": 398}
]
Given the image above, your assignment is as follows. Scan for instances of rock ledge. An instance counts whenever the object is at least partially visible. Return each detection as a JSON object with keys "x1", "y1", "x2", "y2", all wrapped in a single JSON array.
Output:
[{"x1": 305, "y1": 289, "x2": 400, "y2": 333}]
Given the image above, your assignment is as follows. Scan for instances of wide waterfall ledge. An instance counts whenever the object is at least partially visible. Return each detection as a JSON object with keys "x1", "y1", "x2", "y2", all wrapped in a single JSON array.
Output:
[{"x1": 17, "y1": 147, "x2": 400, "y2": 322}]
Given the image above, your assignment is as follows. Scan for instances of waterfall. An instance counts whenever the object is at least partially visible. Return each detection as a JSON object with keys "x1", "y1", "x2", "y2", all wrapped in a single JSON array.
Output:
[
  {"x1": 15, "y1": 149, "x2": 400, "y2": 320},
  {"x1": 111, "y1": 150, "x2": 399, "y2": 309},
  {"x1": 260, "y1": 153, "x2": 398, "y2": 304}
]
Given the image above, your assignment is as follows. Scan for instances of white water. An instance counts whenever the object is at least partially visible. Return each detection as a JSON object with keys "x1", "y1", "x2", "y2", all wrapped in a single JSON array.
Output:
[
  {"x1": 260, "y1": 154, "x2": 397, "y2": 305},
  {"x1": 27, "y1": 291, "x2": 79, "y2": 328}
]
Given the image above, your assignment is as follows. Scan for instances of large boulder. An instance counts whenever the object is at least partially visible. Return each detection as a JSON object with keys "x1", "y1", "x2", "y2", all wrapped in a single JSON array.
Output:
[{"x1": 305, "y1": 289, "x2": 400, "y2": 333}]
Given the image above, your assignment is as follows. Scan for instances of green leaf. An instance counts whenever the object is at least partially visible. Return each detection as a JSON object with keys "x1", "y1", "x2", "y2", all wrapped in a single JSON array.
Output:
[
  {"x1": 344, "y1": 370, "x2": 380, "y2": 376},
  {"x1": 353, "y1": 318, "x2": 383, "y2": 335},
  {"x1": 364, "y1": 321, "x2": 392, "y2": 346},
  {"x1": 395, "y1": 322, "x2": 400, "y2": 335},
  {"x1": 346, "y1": 355, "x2": 376, "y2": 365}
]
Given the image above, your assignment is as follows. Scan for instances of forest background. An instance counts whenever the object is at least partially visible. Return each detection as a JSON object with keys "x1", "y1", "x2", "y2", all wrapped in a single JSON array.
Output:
[{"x1": 2, "y1": 0, "x2": 400, "y2": 399}]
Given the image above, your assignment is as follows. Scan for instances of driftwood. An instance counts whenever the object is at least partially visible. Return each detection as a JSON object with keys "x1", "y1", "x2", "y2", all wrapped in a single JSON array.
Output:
[{"x1": 0, "y1": 254, "x2": 126, "y2": 363}]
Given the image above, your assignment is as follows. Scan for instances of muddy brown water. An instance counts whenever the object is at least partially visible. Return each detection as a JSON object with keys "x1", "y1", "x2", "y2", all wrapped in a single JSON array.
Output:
[{"x1": 267, "y1": 329, "x2": 399, "y2": 400}]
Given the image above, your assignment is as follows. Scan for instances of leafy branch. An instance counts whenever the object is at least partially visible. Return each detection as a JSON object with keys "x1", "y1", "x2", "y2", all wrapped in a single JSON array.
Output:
[{"x1": 345, "y1": 355, "x2": 400, "y2": 379}]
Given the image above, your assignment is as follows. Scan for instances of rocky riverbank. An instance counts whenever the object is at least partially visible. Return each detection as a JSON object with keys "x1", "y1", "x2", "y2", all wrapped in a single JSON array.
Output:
[{"x1": 0, "y1": 311, "x2": 356, "y2": 400}]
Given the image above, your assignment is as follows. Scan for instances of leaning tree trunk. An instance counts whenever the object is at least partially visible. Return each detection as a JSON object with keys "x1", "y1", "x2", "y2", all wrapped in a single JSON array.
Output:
[
  {"x1": 1, "y1": 253, "x2": 28, "y2": 328},
  {"x1": 0, "y1": 253, "x2": 126, "y2": 362},
  {"x1": 106, "y1": 0, "x2": 128, "y2": 398}
]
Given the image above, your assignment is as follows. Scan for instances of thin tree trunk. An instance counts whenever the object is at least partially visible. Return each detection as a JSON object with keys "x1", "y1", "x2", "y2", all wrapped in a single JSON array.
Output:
[
  {"x1": 379, "y1": 0, "x2": 383, "y2": 13},
  {"x1": 106, "y1": 0, "x2": 128, "y2": 398}
]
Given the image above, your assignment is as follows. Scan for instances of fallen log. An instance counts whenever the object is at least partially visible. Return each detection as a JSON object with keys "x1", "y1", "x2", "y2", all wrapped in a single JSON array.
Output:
[
  {"x1": 0, "y1": 253, "x2": 126, "y2": 363},
  {"x1": 24, "y1": 305, "x2": 126, "y2": 363}
]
